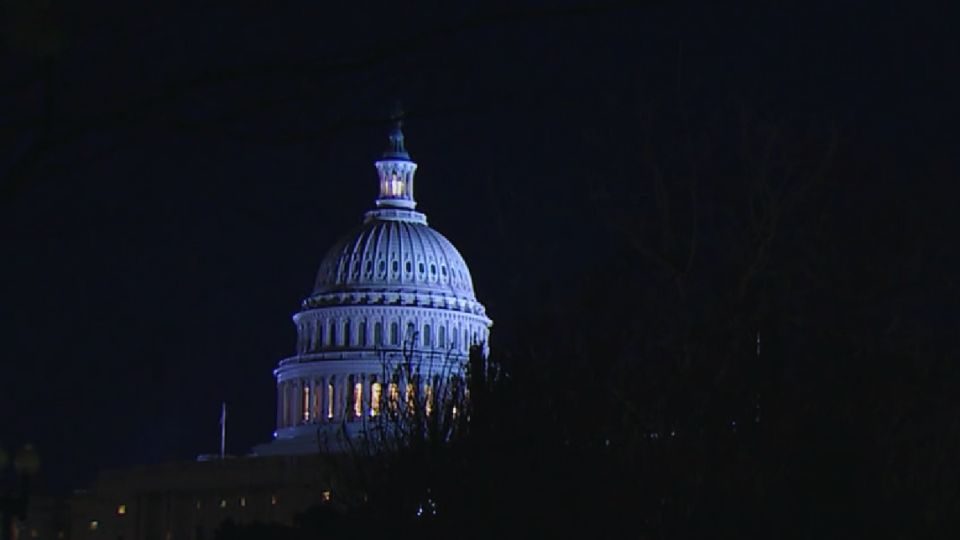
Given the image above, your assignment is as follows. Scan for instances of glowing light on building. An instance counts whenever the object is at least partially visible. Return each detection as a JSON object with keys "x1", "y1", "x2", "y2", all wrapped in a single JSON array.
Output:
[
  {"x1": 88, "y1": 521, "x2": 99, "y2": 532},
  {"x1": 354, "y1": 382, "x2": 363, "y2": 418},
  {"x1": 327, "y1": 381, "x2": 334, "y2": 419},
  {"x1": 388, "y1": 382, "x2": 399, "y2": 412},
  {"x1": 406, "y1": 382, "x2": 415, "y2": 412},
  {"x1": 302, "y1": 385, "x2": 310, "y2": 422},
  {"x1": 116, "y1": 504, "x2": 126, "y2": 516},
  {"x1": 371, "y1": 381, "x2": 382, "y2": 416},
  {"x1": 425, "y1": 384, "x2": 434, "y2": 417}
]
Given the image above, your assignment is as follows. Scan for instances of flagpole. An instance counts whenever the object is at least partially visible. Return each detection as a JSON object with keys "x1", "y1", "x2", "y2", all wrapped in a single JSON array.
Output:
[{"x1": 220, "y1": 401, "x2": 226, "y2": 459}]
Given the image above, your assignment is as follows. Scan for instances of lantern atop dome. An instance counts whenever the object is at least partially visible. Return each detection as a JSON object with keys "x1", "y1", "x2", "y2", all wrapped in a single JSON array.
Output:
[{"x1": 374, "y1": 109, "x2": 418, "y2": 210}]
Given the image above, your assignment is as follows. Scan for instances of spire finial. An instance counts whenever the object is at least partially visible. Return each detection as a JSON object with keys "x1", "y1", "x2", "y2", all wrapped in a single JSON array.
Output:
[{"x1": 383, "y1": 101, "x2": 410, "y2": 160}]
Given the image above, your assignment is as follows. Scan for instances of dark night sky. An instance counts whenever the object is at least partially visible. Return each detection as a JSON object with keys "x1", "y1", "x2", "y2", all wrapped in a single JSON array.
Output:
[{"x1": 1, "y1": 1, "x2": 956, "y2": 492}]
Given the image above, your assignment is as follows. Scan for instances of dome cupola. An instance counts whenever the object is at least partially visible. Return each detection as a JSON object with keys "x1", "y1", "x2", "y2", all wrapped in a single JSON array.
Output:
[{"x1": 374, "y1": 115, "x2": 418, "y2": 211}]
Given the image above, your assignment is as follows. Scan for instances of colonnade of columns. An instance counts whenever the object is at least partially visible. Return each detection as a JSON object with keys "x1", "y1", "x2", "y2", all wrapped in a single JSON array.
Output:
[{"x1": 277, "y1": 373, "x2": 453, "y2": 429}]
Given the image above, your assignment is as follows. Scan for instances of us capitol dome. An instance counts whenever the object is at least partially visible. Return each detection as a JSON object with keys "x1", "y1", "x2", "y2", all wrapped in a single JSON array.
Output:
[{"x1": 255, "y1": 119, "x2": 492, "y2": 455}]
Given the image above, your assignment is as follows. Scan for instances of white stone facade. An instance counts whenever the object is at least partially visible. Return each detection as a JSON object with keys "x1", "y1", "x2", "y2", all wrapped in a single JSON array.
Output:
[{"x1": 255, "y1": 120, "x2": 491, "y2": 455}]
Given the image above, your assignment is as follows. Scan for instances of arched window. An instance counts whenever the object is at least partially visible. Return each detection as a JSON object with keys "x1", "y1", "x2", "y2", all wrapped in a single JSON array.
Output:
[
  {"x1": 327, "y1": 322, "x2": 335, "y2": 348},
  {"x1": 406, "y1": 322, "x2": 416, "y2": 344},
  {"x1": 390, "y1": 322, "x2": 400, "y2": 345},
  {"x1": 342, "y1": 320, "x2": 351, "y2": 346},
  {"x1": 423, "y1": 324, "x2": 432, "y2": 347},
  {"x1": 451, "y1": 326, "x2": 458, "y2": 349},
  {"x1": 359, "y1": 320, "x2": 367, "y2": 347},
  {"x1": 438, "y1": 325, "x2": 446, "y2": 348},
  {"x1": 374, "y1": 322, "x2": 383, "y2": 346}
]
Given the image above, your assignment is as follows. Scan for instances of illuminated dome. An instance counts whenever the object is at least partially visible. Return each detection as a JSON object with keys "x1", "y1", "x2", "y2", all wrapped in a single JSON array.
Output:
[
  {"x1": 255, "y1": 115, "x2": 492, "y2": 456},
  {"x1": 309, "y1": 217, "x2": 481, "y2": 308}
]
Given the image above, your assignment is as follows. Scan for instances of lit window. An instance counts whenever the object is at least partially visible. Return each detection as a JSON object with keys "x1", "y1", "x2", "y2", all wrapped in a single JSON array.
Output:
[
  {"x1": 425, "y1": 384, "x2": 434, "y2": 417},
  {"x1": 406, "y1": 382, "x2": 415, "y2": 412},
  {"x1": 388, "y1": 382, "x2": 400, "y2": 412},
  {"x1": 219, "y1": 499, "x2": 227, "y2": 509},
  {"x1": 354, "y1": 382, "x2": 363, "y2": 418},
  {"x1": 88, "y1": 521, "x2": 99, "y2": 532},
  {"x1": 240, "y1": 496, "x2": 246, "y2": 507},
  {"x1": 327, "y1": 380, "x2": 334, "y2": 419},
  {"x1": 371, "y1": 381, "x2": 382, "y2": 417},
  {"x1": 271, "y1": 494, "x2": 278, "y2": 506},
  {"x1": 116, "y1": 504, "x2": 127, "y2": 516},
  {"x1": 321, "y1": 490, "x2": 332, "y2": 503},
  {"x1": 302, "y1": 385, "x2": 311, "y2": 422},
  {"x1": 383, "y1": 172, "x2": 405, "y2": 197}
]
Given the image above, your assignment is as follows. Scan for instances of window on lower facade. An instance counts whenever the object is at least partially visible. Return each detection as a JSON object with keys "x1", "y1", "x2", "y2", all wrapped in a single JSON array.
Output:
[
  {"x1": 327, "y1": 379, "x2": 335, "y2": 420},
  {"x1": 371, "y1": 380, "x2": 382, "y2": 417},
  {"x1": 424, "y1": 383, "x2": 434, "y2": 417},
  {"x1": 353, "y1": 379, "x2": 363, "y2": 418},
  {"x1": 388, "y1": 381, "x2": 400, "y2": 413},
  {"x1": 302, "y1": 384, "x2": 310, "y2": 422}
]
